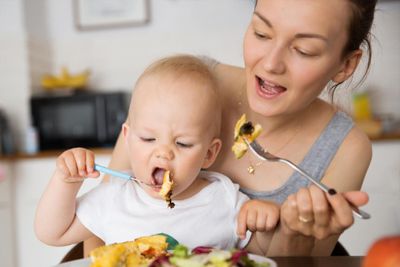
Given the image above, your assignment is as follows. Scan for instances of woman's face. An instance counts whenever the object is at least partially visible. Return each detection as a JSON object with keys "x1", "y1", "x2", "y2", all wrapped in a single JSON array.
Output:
[{"x1": 243, "y1": 0, "x2": 352, "y2": 117}]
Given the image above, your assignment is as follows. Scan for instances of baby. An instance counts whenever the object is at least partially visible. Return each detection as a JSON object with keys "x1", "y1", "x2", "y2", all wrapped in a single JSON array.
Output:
[{"x1": 35, "y1": 55, "x2": 279, "y2": 255}]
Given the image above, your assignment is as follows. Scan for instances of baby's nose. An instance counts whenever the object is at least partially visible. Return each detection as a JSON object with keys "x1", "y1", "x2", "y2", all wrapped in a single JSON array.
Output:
[{"x1": 155, "y1": 146, "x2": 174, "y2": 160}]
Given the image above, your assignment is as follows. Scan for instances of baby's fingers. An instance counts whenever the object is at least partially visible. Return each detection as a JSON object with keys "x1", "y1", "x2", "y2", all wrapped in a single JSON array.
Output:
[
  {"x1": 70, "y1": 148, "x2": 89, "y2": 176},
  {"x1": 84, "y1": 150, "x2": 99, "y2": 178},
  {"x1": 237, "y1": 206, "x2": 248, "y2": 240}
]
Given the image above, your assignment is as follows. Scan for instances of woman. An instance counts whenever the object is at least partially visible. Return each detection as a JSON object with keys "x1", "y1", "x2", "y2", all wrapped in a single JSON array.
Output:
[{"x1": 85, "y1": 0, "x2": 376, "y2": 256}]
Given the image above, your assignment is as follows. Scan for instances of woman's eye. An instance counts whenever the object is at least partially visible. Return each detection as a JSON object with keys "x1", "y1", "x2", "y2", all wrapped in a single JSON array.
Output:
[
  {"x1": 176, "y1": 142, "x2": 193, "y2": 148},
  {"x1": 295, "y1": 48, "x2": 315, "y2": 57},
  {"x1": 140, "y1": 137, "x2": 155, "y2": 142},
  {"x1": 254, "y1": 31, "x2": 269, "y2": 40}
]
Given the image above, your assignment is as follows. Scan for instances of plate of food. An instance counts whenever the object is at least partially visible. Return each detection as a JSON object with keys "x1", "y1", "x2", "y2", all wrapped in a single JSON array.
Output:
[{"x1": 56, "y1": 235, "x2": 277, "y2": 267}]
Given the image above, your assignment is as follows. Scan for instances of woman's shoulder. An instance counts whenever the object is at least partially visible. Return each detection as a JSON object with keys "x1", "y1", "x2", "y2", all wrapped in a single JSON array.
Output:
[
  {"x1": 323, "y1": 117, "x2": 372, "y2": 191},
  {"x1": 214, "y1": 63, "x2": 246, "y2": 103}
]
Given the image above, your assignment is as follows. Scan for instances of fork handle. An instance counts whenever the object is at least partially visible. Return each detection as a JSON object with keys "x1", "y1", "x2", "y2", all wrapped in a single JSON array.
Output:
[
  {"x1": 279, "y1": 158, "x2": 371, "y2": 220},
  {"x1": 279, "y1": 159, "x2": 334, "y2": 194}
]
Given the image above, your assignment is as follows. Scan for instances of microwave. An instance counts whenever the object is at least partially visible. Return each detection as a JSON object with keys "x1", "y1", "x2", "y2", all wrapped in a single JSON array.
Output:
[{"x1": 30, "y1": 91, "x2": 130, "y2": 151}]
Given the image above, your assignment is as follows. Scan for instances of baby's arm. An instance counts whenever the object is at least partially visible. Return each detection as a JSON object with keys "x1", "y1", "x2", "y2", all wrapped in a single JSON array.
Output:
[
  {"x1": 237, "y1": 199, "x2": 280, "y2": 256},
  {"x1": 34, "y1": 148, "x2": 100, "y2": 246}
]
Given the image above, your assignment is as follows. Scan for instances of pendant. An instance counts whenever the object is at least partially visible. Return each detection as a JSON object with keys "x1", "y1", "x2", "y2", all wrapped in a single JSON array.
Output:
[{"x1": 247, "y1": 165, "x2": 255, "y2": 174}]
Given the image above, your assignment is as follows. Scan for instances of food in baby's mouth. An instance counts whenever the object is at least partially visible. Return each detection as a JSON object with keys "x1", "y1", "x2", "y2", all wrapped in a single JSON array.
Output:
[
  {"x1": 232, "y1": 114, "x2": 262, "y2": 159},
  {"x1": 89, "y1": 234, "x2": 168, "y2": 267},
  {"x1": 159, "y1": 170, "x2": 175, "y2": 208}
]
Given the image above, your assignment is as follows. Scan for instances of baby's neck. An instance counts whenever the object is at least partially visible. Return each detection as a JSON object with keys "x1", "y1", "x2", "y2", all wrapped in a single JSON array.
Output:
[{"x1": 173, "y1": 176, "x2": 210, "y2": 200}]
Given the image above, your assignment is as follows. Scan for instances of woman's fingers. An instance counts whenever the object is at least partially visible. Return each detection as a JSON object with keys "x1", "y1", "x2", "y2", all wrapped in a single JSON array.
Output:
[
  {"x1": 309, "y1": 185, "x2": 331, "y2": 239},
  {"x1": 296, "y1": 187, "x2": 314, "y2": 223},
  {"x1": 342, "y1": 191, "x2": 369, "y2": 207},
  {"x1": 280, "y1": 185, "x2": 364, "y2": 239},
  {"x1": 326, "y1": 192, "x2": 355, "y2": 229}
]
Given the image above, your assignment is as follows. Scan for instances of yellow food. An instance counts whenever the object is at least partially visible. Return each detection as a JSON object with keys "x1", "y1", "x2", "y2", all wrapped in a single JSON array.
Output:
[
  {"x1": 159, "y1": 170, "x2": 175, "y2": 208},
  {"x1": 41, "y1": 67, "x2": 90, "y2": 90},
  {"x1": 231, "y1": 114, "x2": 262, "y2": 159},
  {"x1": 90, "y1": 235, "x2": 168, "y2": 267}
]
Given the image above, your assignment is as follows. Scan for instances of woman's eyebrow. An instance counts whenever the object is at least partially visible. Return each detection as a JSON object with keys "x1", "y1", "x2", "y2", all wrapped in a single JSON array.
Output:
[
  {"x1": 295, "y1": 33, "x2": 328, "y2": 42},
  {"x1": 254, "y1": 11, "x2": 328, "y2": 42},
  {"x1": 254, "y1": 11, "x2": 273, "y2": 28}
]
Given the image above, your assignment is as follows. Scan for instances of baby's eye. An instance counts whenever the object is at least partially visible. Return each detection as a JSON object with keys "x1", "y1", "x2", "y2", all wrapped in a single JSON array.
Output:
[
  {"x1": 176, "y1": 141, "x2": 193, "y2": 148},
  {"x1": 140, "y1": 137, "x2": 155, "y2": 142}
]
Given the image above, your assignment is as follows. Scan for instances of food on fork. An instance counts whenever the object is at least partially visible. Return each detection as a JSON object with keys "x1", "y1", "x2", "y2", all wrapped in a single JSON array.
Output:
[
  {"x1": 159, "y1": 170, "x2": 175, "y2": 209},
  {"x1": 232, "y1": 114, "x2": 262, "y2": 159},
  {"x1": 89, "y1": 234, "x2": 169, "y2": 267}
]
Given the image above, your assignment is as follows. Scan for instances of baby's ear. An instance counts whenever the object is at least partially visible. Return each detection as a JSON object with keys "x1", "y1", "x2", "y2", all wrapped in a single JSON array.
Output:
[
  {"x1": 202, "y1": 138, "x2": 222, "y2": 169},
  {"x1": 122, "y1": 123, "x2": 130, "y2": 144},
  {"x1": 332, "y1": 49, "x2": 362, "y2": 83}
]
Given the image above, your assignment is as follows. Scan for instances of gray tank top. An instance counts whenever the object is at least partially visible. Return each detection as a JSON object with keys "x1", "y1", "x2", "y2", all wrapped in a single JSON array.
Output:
[{"x1": 240, "y1": 111, "x2": 354, "y2": 204}]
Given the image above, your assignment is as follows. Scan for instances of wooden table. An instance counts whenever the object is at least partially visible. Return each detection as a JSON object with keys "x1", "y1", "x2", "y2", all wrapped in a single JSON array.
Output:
[{"x1": 270, "y1": 256, "x2": 363, "y2": 267}]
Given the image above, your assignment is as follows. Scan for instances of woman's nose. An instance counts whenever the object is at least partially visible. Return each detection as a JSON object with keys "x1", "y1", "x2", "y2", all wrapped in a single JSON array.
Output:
[
  {"x1": 155, "y1": 145, "x2": 174, "y2": 160},
  {"x1": 262, "y1": 44, "x2": 286, "y2": 74}
]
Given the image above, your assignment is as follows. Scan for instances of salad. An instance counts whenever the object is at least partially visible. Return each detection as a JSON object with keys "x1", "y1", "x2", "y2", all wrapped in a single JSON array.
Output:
[{"x1": 149, "y1": 245, "x2": 270, "y2": 267}]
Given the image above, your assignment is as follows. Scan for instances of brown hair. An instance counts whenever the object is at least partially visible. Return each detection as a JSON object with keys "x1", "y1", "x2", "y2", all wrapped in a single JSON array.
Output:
[{"x1": 328, "y1": 0, "x2": 378, "y2": 99}]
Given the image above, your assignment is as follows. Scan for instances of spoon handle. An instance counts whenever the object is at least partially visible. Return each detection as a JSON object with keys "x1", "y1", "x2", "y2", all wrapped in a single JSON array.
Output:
[{"x1": 94, "y1": 164, "x2": 132, "y2": 180}]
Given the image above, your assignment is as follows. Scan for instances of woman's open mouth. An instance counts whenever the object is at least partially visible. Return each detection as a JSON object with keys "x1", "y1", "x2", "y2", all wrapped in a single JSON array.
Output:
[{"x1": 256, "y1": 76, "x2": 286, "y2": 98}]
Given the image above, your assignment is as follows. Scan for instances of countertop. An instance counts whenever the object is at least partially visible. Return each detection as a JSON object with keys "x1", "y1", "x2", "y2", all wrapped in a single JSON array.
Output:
[{"x1": 1, "y1": 132, "x2": 399, "y2": 161}]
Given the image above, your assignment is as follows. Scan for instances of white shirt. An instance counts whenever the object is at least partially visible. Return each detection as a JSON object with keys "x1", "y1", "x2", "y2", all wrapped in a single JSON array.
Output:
[{"x1": 76, "y1": 171, "x2": 251, "y2": 249}]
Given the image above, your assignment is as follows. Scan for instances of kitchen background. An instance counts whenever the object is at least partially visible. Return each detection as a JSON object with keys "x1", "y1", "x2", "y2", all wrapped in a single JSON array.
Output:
[{"x1": 0, "y1": 0, "x2": 399, "y2": 267}]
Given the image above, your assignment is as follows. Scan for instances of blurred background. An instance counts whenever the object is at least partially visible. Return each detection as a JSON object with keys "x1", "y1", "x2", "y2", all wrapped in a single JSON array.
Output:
[{"x1": 0, "y1": 0, "x2": 399, "y2": 266}]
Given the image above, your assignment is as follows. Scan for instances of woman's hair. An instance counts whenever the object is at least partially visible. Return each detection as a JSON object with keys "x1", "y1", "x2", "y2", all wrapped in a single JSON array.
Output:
[{"x1": 328, "y1": 0, "x2": 378, "y2": 98}]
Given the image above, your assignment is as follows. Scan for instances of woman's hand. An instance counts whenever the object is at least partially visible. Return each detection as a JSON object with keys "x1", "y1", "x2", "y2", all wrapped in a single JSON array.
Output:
[
  {"x1": 56, "y1": 147, "x2": 100, "y2": 183},
  {"x1": 237, "y1": 199, "x2": 280, "y2": 240},
  {"x1": 280, "y1": 185, "x2": 369, "y2": 240}
]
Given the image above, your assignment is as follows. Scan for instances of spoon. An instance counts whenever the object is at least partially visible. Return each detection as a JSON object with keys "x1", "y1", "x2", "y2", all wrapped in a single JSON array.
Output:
[{"x1": 94, "y1": 164, "x2": 153, "y2": 186}]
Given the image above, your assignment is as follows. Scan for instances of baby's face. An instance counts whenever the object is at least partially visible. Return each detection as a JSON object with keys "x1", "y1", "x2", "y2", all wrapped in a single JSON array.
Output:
[{"x1": 123, "y1": 75, "x2": 220, "y2": 200}]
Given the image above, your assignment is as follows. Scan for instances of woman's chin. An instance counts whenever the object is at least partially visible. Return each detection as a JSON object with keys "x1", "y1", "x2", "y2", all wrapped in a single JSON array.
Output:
[{"x1": 247, "y1": 96, "x2": 279, "y2": 117}]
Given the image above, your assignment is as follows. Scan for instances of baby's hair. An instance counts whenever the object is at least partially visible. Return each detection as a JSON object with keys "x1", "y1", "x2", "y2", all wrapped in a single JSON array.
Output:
[
  {"x1": 132, "y1": 54, "x2": 222, "y2": 137},
  {"x1": 140, "y1": 55, "x2": 218, "y2": 87}
]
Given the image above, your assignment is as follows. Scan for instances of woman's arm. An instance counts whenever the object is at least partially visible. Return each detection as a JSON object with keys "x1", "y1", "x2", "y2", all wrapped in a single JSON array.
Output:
[{"x1": 267, "y1": 126, "x2": 372, "y2": 256}]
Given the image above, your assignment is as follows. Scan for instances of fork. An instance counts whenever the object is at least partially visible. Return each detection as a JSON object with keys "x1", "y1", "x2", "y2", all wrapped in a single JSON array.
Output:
[{"x1": 244, "y1": 139, "x2": 371, "y2": 219}]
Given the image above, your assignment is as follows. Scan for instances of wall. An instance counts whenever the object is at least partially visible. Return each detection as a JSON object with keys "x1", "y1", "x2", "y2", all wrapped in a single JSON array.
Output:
[
  {"x1": 362, "y1": 1, "x2": 400, "y2": 117},
  {"x1": 0, "y1": 0, "x2": 31, "y2": 151},
  {"x1": 28, "y1": 0, "x2": 254, "y2": 91},
  {"x1": 1, "y1": 0, "x2": 399, "y2": 151}
]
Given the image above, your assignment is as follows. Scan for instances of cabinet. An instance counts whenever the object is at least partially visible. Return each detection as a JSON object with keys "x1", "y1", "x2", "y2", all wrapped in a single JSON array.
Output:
[
  {"x1": 0, "y1": 163, "x2": 16, "y2": 267},
  {"x1": 339, "y1": 141, "x2": 400, "y2": 255}
]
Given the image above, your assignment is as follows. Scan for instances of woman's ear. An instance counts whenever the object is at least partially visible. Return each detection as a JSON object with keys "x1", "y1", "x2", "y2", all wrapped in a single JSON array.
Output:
[
  {"x1": 332, "y1": 49, "x2": 363, "y2": 83},
  {"x1": 202, "y1": 138, "x2": 222, "y2": 169}
]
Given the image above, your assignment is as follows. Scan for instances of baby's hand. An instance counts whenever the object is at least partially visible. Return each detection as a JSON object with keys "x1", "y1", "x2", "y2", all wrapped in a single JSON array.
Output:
[
  {"x1": 56, "y1": 147, "x2": 100, "y2": 183},
  {"x1": 237, "y1": 199, "x2": 280, "y2": 240}
]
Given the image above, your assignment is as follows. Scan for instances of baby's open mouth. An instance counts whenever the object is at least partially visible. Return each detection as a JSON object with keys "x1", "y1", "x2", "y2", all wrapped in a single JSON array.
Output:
[{"x1": 152, "y1": 167, "x2": 166, "y2": 186}]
